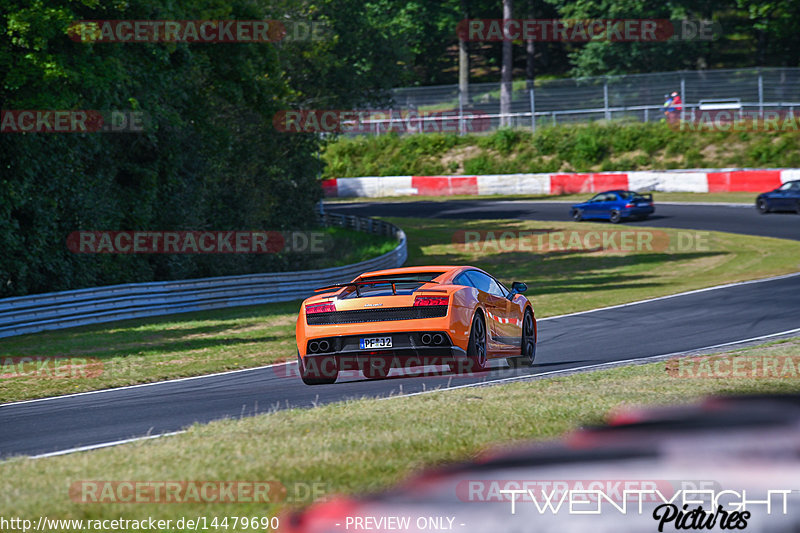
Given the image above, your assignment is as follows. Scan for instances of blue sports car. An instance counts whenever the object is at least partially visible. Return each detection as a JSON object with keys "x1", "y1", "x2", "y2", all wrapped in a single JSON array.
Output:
[
  {"x1": 756, "y1": 180, "x2": 800, "y2": 214},
  {"x1": 570, "y1": 190, "x2": 655, "y2": 223}
]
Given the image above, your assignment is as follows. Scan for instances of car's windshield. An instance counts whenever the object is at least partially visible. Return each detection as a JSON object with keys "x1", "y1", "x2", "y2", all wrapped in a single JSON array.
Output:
[{"x1": 340, "y1": 272, "x2": 445, "y2": 298}]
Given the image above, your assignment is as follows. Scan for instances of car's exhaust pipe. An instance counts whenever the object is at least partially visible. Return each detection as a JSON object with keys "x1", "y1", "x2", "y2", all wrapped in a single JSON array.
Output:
[
  {"x1": 318, "y1": 340, "x2": 330, "y2": 352},
  {"x1": 432, "y1": 334, "x2": 443, "y2": 345},
  {"x1": 309, "y1": 341, "x2": 319, "y2": 353},
  {"x1": 421, "y1": 333, "x2": 432, "y2": 345}
]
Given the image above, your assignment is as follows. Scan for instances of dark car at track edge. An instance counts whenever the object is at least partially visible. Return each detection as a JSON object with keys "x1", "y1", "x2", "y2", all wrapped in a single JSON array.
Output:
[
  {"x1": 570, "y1": 190, "x2": 655, "y2": 223},
  {"x1": 756, "y1": 180, "x2": 800, "y2": 214}
]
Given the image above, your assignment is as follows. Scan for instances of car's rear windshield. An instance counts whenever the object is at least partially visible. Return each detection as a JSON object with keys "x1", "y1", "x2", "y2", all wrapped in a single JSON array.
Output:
[
  {"x1": 619, "y1": 191, "x2": 650, "y2": 201},
  {"x1": 341, "y1": 272, "x2": 445, "y2": 298}
]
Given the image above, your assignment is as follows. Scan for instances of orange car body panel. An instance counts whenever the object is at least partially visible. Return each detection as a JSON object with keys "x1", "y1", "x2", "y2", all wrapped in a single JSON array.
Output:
[{"x1": 295, "y1": 265, "x2": 535, "y2": 363}]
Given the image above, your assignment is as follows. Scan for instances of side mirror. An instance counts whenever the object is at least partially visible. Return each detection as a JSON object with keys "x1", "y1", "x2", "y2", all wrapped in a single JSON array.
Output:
[{"x1": 510, "y1": 281, "x2": 527, "y2": 298}]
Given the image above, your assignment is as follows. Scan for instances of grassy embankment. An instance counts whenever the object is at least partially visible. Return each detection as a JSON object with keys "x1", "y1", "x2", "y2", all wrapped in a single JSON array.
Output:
[{"x1": 322, "y1": 122, "x2": 800, "y2": 177}]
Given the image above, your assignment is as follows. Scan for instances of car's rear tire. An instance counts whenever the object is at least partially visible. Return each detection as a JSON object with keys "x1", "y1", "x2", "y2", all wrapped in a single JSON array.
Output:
[
  {"x1": 362, "y1": 360, "x2": 390, "y2": 380},
  {"x1": 465, "y1": 312, "x2": 488, "y2": 372},
  {"x1": 298, "y1": 352, "x2": 338, "y2": 385},
  {"x1": 757, "y1": 198, "x2": 770, "y2": 214},
  {"x1": 609, "y1": 210, "x2": 622, "y2": 224},
  {"x1": 571, "y1": 208, "x2": 583, "y2": 221},
  {"x1": 450, "y1": 312, "x2": 489, "y2": 374},
  {"x1": 795, "y1": 200, "x2": 800, "y2": 215},
  {"x1": 508, "y1": 310, "x2": 536, "y2": 368}
]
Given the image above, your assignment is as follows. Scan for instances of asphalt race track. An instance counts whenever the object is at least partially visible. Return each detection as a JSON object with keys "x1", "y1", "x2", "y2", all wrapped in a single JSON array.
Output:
[
  {"x1": 2, "y1": 201, "x2": 799, "y2": 459},
  {"x1": 329, "y1": 200, "x2": 800, "y2": 241}
]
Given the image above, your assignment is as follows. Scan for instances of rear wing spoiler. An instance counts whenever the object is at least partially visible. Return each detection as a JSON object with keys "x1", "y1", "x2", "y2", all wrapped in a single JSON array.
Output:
[
  {"x1": 637, "y1": 193, "x2": 653, "y2": 201},
  {"x1": 314, "y1": 278, "x2": 440, "y2": 297}
]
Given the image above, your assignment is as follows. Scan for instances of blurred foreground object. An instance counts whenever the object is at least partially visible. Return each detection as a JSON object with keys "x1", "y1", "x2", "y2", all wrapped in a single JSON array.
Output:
[{"x1": 284, "y1": 394, "x2": 800, "y2": 532}]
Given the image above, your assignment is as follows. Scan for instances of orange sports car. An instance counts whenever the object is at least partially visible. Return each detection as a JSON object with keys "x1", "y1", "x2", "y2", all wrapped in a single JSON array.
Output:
[{"x1": 295, "y1": 265, "x2": 536, "y2": 385}]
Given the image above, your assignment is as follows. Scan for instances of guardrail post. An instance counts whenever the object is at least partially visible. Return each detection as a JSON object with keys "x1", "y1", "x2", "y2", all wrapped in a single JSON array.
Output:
[
  {"x1": 529, "y1": 87, "x2": 536, "y2": 132},
  {"x1": 458, "y1": 87, "x2": 465, "y2": 136},
  {"x1": 603, "y1": 80, "x2": 610, "y2": 121},
  {"x1": 758, "y1": 71, "x2": 764, "y2": 118},
  {"x1": 680, "y1": 76, "x2": 686, "y2": 123}
]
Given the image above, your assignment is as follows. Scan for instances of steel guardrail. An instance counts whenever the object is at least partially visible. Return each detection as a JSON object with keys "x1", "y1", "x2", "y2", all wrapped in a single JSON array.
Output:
[{"x1": 0, "y1": 213, "x2": 407, "y2": 338}]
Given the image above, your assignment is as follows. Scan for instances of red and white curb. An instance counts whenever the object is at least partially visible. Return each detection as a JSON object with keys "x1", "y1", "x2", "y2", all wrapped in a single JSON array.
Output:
[
  {"x1": 322, "y1": 169, "x2": 800, "y2": 198},
  {"x1": 486, "y1": 310, "x2": 522, "y2": 326}
]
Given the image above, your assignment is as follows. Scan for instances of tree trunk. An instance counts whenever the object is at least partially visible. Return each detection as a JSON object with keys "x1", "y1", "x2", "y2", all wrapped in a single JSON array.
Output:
[
  {"x1": 525, "y1": 0, "x2": 535, "y2": 91},
  {"x1": 459, "y1": 0, "x2": 470, "y2": 108},
  {"x1": 500, "y1": 0, "x2": 513, "y2": 127}
]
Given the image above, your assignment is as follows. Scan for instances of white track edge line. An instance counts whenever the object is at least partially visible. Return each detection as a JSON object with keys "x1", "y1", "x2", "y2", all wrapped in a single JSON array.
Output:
[
  {"x1": 537, "y1": 271, "x2": 800, "y2": 322},
  {"x1": 386, "y1": 327, "x2": 800, "y2": 399},
  {"x1": 16, "y1": 327, "x2": 800, "y2": 461},
  {"x1": 22, "y1": 431, "x2": 186, "y2": 460}
]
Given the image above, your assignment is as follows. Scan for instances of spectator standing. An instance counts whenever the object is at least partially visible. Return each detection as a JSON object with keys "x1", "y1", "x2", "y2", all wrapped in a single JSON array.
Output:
[{"x1": 664, "y1": 91, "x2": 682, "y2": 122}]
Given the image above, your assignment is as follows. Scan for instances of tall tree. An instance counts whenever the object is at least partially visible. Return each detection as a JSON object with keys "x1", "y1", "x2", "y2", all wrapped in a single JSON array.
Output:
[
  {"x1": 525, "y1": 0, "x2": 535, "y2": 90},
  {"x1": 459, "y1": 0, "x2": 471, "y2": 111},
  {"x1": 500, "y1": 0, "x2": 513, "y2": 126}
]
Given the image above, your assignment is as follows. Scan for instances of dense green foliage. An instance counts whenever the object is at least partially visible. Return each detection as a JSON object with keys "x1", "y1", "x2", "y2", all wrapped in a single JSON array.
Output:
[
  {"x1": 2, "y1": 0, "x2": 798, "y2": 297},
  {"x1": 323, "y1": 122, "x2": 800, "y2": 177},
  {"x1": 0, "y1": 0, "x2": 407, "y2": 297},
  {"x1": 328, "y1": 0, "x2": 800, "y2": 83}
]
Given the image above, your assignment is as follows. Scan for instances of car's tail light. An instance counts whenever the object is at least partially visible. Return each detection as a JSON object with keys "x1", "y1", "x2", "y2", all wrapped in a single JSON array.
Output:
[
  {"x1": 306, "y1": 302, "x2": 336, "y2": 315},
  {"x1": 414, "y1": 296, "x2": 448, "y2": 306},
  {"x1": 625, "y1": 203, "x2": 634, "y2": 208}
]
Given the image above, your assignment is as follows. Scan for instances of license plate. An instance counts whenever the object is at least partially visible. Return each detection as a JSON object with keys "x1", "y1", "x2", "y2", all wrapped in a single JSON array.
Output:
[
  {"x1": 636, "y1": 202, "x2": 650, "y2": 207},
  {"x1": 360, "y1": 336, "x2": 392, "y2": 349}
]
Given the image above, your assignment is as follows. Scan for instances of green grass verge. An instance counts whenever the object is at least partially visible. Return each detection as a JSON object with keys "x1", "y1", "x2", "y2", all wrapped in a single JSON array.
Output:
[
  {"x1": 322, "y1": 122, "x2": 800, "y2": 178},
  {"x1": 284, "y1": 226, "x2": 399, "y2": 268},
  {"x1": 2, "y1": 219, "x2": 798, "y2": 403},
  {"x1": 2, "y1": 337, "x2": 799, "y2": 529},
  {"x1": 326, "y1": 191, "x2": 758, "y2": 204}
]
